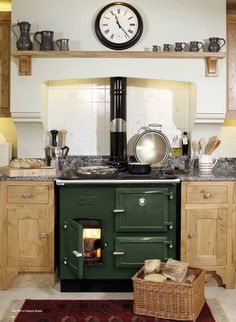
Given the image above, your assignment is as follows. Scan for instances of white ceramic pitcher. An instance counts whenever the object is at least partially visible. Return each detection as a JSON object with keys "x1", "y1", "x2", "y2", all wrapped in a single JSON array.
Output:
[{"x1": 198, "y1": 154, "x2": 218, "y2": 174}]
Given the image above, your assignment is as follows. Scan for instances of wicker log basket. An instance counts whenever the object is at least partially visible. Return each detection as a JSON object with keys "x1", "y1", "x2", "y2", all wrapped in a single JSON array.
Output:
[{"x1": 132, "y1": 265, "x2": 206, "y2": 321}]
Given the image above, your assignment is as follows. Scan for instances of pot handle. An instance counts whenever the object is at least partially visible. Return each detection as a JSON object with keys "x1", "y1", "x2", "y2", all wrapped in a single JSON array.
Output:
[
  {"x1": 61, "y1": 145, "x2": 69, "y2": 157},
  {"x1": 148, "y1": 123, "x2": 162, "y2": 131},
  {"x1": 137, "y1": 123, "x2": 163, "y2": 134}
]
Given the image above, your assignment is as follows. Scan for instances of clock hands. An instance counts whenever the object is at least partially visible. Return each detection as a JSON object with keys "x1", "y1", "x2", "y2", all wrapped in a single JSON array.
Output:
[{"x1": 114, "y1": 14, "x2": 130, "y2": 39}]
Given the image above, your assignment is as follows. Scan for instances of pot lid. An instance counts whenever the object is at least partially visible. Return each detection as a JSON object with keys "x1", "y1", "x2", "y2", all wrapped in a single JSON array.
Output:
[{"x1": 134, "y1": 130, "x2": 170, "y2": 165}]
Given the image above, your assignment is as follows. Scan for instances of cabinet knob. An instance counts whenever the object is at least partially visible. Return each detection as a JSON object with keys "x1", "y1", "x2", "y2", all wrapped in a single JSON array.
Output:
[
  {"x1": 40, "y1": 232, "x2": 47, "y2": 239},
  {"x1": 23, "y1": 192, "x2": 32, "y2": 198},
  {"x1": 200, "y1": 191, "x2": 211, "y2": 199},
  {"x1": 187, "y1": 232, "x2": 194, "y2": 239}
]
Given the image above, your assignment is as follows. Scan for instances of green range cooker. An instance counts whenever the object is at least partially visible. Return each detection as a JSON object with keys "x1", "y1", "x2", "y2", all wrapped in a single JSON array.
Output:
[{"x1": 56, "y1": 173, "x2": 180, "y2": 292}]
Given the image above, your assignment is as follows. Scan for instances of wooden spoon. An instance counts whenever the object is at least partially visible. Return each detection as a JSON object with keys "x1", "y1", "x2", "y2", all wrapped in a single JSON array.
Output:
[
  {"x1": 191, "y1": 140, "x2": 200, "y2": 158},
  {"x1": 208, "y1": 139, "x2": 221, "y2": 155},
  {"x1": 199, "y1": 138, "x2": 206, "y2": 155}
]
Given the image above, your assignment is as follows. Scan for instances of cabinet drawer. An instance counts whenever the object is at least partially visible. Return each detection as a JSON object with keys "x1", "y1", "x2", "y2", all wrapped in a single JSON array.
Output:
[
  {"x1": 7, "y1": 185, "x2": 49, "y2": 204},
  {"x1": 186, "y1": 183, "x2": 228, "y2": 204}
]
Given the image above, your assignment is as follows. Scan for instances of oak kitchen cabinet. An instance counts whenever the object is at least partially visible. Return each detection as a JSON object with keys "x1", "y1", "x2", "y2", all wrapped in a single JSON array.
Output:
[
  {"x1": 0, "y1": 12, "x2": 10, "y2": 117},
  {"x1": 181, "y1": 181, "x2": 235, "y2": 289},
  {"x1": 0, "y1": 181, "x2": 54, "y2": 290}
]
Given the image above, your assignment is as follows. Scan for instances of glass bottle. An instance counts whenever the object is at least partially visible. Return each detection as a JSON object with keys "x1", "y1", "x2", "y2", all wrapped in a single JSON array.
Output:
[
  {"x1": 182, "y1": 131, "x2": 189, "y2": 156},
  {"x1": 171, "y1": 135, "x2": 181, "y2": 157}
]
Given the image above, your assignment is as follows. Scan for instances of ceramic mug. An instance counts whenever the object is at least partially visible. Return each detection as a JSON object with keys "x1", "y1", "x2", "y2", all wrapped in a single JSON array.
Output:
[
  {"x1": 152, "y1": 45, "x2": 161, "y2": 52},
  {"x1": 56, "y1": 38, "x2": 69, "y2": 51}
]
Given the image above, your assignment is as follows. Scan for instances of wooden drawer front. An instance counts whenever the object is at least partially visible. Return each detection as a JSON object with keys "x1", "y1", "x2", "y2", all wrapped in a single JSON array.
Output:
[
  {"x1": 186, "y1": 184, "x2": 228, "y2": 204},
  {"x1": 7, "y1": 185, "x2": 49, "y2": 204}
]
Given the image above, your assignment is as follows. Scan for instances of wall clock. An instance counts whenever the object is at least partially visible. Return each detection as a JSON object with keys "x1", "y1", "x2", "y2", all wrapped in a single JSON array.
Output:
[{"x1": 94, "y1": 2, "x2": 143, "y2": 50}]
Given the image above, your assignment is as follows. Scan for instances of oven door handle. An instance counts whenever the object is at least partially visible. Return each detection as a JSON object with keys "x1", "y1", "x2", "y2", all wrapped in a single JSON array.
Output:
[
  {"x1": 72, "y1": 250, "x2": 83, "y2": 258},
  {"x1": 113, "y1": 209, "x2": 125, "y2": 213},
  {"x1": 113, "y1": 251, "x2": 125, "y2": 256}
]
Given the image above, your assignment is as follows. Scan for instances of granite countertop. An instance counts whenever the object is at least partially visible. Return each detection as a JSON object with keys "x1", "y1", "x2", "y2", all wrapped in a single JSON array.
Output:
[
  {"x1": 178, "y1": 168, "x2": 236, "y2": 181},
  {"x1": 0, "y1": 168, "x2": 236, "y2": 181},
  {"x1": 0, "y1": 157, "x2": 236, "y2": 182}
]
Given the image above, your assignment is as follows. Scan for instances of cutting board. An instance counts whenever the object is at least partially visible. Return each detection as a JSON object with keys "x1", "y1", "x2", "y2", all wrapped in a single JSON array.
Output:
[{"x1": 1, "y1": 166, "x2": 56, "y2": 177}]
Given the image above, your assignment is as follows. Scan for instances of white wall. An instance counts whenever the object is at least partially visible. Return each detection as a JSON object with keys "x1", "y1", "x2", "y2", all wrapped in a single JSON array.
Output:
[
  {"x1": 47, "y1": 78, "x2": 191, "y2": 155},
  {"x1": 11, "y1": 0, "x2": 227, "y2": 157}
]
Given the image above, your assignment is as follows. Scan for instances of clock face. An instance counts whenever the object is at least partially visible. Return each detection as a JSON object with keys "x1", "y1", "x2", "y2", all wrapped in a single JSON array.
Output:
[{"x1": 95, "y1": 2, "x2": 143, "y2": 50}]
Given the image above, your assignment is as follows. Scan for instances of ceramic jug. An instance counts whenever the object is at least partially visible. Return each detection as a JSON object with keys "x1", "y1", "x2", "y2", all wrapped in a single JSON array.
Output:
[
  {"x1": 34, "y1": 30, "x2": 54, "y2": 51},
  {"x1": 198, "y1": 154, "x2": 218, "y2": 174},
  {"x1": 163, "y1": 44, "x2": 171, "y2": 52},
  {"x1": 189, "y1": 41, "x2": 203, "y2": 52},
  {"x1": 175, "y1": 42, "x2": 186, "y2": 52},
  {"x1": 12, "y1": 21, "x2": 33, "y2": 51},
  {"x1": 208, "y1": 37, "x2": 225, "y2": 52}
]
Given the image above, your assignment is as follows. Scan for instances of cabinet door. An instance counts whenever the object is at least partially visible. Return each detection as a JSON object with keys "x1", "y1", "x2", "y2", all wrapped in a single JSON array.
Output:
[
  {"x1": 115, "y1": 187, "x2": 172, "y2": 232},
  {"x1": 186, "y1": 208, "x2": 227, "y2": 266},
  {"x1": 0, "y1": 12, "x2": 10, "y2": 117},
  {"x1": 6, "y1": 207, "x2": 50, "y2": 268}
]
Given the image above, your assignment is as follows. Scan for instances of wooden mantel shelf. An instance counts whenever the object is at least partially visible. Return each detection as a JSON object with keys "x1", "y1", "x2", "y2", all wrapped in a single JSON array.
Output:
[{"x1": 12, "y1": 50, "x2": 226, "y2": 77}]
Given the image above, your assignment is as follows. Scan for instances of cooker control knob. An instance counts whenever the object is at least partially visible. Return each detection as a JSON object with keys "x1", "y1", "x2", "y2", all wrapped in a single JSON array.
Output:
[
  {"x1": 169, "y1": 224, "x2": 174, "y2": 230},
  {"x1": 64, "y1": 258, "x2": 68, "y2": 265},
  {"x1": 168, "y1": 243, "x2": 173, "y2": 249},
  {"x1": 64, "y1": 223, "x2": 67, "y2": 229}
]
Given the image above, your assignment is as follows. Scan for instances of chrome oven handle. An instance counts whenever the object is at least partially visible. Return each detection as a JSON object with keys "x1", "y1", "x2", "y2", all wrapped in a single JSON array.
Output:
[
  {"x1": 113, "y1": 251, "x2": 125, "y2": 256},
  {"x1": 72, "y1": 250, "x2": 83, "y2": 257},
  {"x1": 113, "y1": 209, "x2": 125, "y2": 213}
]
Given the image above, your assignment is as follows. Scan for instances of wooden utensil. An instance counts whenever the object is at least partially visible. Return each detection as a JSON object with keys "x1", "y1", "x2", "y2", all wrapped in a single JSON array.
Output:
[
  {"x1": 205, "y1": 136, "x2": 219, "y2": 154},
  {"x1": 207, "y1": 139, "x2": 221, "y2": 155},
  {"x1": 199, "y1": 138, "x2": 206, "y2": 155},
  {"x1": 191, "y1": 140, "x2": 200, "y2": 158}
]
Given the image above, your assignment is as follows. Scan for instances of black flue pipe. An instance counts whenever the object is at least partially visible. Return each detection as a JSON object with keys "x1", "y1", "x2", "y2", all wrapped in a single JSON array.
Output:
[{"x1": 109, "y1": 77, "x2": 127, "y2": 171}]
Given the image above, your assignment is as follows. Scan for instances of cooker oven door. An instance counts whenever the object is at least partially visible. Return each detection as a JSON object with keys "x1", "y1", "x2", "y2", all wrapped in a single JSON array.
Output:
[
  {"x1": 64, "y1": 219, "x2": 83, "y2": 278},
  {"x1": 114, "y1": 187, "x2": 174, "y2": 232}
]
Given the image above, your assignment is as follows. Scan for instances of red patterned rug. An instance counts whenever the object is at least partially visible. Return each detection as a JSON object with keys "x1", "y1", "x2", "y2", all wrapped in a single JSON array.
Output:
[{"x1": 14, "y1": 299, "x2": 215, "y2": 322}]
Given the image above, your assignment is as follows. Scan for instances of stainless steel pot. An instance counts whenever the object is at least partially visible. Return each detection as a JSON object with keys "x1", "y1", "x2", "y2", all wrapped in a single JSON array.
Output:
[{"x1": 133, "y1": 124, "x2": 170, "y2": 166}]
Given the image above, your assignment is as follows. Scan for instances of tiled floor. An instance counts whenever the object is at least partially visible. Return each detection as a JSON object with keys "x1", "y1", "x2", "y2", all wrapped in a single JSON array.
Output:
[{"x1": 0, "y1": 284, "x2": 235, "y2": 321}]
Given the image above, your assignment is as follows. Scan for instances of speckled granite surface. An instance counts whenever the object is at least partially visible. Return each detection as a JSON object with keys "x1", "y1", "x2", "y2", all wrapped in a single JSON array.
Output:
[{"x1": 0, "y1": 156, "x2": 236, "y2": 181}]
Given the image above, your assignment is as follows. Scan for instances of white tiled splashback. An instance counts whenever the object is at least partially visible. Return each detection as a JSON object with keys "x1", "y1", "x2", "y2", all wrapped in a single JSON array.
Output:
[{"x1": 47, "y1": 78, "x2": 191, "y2": 155}]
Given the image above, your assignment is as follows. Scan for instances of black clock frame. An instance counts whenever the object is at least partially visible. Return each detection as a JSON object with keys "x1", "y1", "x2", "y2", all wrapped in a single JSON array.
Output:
[{"x1": 94, "y1": 2, "x2": 143, "y2": 50}]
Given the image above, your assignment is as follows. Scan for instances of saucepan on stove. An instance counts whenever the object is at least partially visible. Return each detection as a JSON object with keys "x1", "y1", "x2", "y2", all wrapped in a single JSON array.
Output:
[
  {"x1": 133, "y1": 124, "x2": 171, "y2": 166},
  {"x1": 127, "y1": 162, "x2": 151, "y2": 174}
]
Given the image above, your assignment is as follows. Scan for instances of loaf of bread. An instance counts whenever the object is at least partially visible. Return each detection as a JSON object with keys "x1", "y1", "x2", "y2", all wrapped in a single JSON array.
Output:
[
  {"x1": 9, "y1": 158, "x2": 45, "y2": 169},
  {"x1": 162, "y1": 259, "x2": 188, "y2": 282},
  {"x1": 144, "y1": 259, "x2": 161, "y2": 275},
  {"x1": 144, "y1": 273, "x2": 167, "y2": 282}
]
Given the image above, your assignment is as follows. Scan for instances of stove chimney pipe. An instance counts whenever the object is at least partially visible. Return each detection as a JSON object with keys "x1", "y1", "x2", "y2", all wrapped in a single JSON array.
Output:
[{"x1": 109, "y1": 77, "x2": 127, "y2": 171}]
